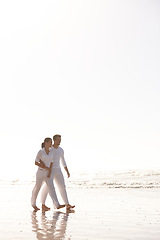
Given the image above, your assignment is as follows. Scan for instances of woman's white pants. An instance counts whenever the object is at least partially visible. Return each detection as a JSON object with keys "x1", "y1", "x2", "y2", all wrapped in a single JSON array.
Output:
[
  {"x1": 31, "y1": 169, "x2": 60, "y2": 208},
  {"x1": 41, "y1": 168, "x2": 69, "y2": 205}
]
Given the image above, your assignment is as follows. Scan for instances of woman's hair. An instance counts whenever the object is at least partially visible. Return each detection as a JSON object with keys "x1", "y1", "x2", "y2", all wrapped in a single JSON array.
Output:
[{"x1": 41, "y1": 137, "x2": 52, "y2": 148}]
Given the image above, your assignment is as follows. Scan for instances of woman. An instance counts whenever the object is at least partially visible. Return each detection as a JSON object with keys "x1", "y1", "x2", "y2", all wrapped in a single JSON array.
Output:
[{"x1": 31, "y1": 137, "x2": 65, "y2": 211}]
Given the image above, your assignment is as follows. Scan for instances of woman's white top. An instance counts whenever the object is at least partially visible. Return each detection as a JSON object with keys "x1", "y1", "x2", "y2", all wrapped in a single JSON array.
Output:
[
  {"x1": 50, "y1": 146, "x2": 67, "y2": 169},
  {"x1": 35, "y1": 148, "x2": 54, "y2": 170}
]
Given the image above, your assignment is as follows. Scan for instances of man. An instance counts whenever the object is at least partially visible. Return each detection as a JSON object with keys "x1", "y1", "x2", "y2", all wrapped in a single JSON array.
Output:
[{"x1": 41, "y1": 134, "x2": 75, "y2": 211}]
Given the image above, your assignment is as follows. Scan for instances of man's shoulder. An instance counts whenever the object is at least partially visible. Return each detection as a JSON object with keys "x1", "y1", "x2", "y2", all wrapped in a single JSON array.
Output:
[
  {"x1": 57, "y1": 146, "x2": 64, "y2": 155},
  {"x1": 50, "y1": 146, "x2": 64, "y2": 152},
  {"x1": 58, "y1": 146, "x2": 64, "y2": 152}
]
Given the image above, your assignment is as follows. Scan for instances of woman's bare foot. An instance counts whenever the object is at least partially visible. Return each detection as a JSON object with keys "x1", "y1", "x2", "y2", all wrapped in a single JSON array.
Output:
[
  {"x1": 57, "y1": 204, "x2": 66, "y2": 209},
  {"x1": 42, "y1": 204, "x2": 50, "y2": 211},
  {"x1": 32, "y1": 205, "x2": 40, "y2": 211}
]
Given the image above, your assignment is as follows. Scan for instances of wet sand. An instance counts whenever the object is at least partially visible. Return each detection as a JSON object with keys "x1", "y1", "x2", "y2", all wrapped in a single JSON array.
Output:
[{"x1": 0, "y1": 183, "x2": 160, "y2": 239}]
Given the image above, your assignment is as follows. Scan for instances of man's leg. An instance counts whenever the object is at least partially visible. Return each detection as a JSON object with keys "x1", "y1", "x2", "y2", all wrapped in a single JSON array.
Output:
[
  {"x1": 54, "y1": 170, "x2": 69, "y2": 205},
  {"x1": 55, "y1": 170, "x2": 75, "y2": 211},
  {"x1": 45, "y1": 175, "x2": 65, "y2": 209}
]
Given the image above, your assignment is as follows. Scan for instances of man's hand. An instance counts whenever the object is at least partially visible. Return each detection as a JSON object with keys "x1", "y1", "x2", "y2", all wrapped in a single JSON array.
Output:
[
  {"x1": 47, "y1": 162, "x2": 53, "y2": 178},
  {"x1": 67, "y1": 172, "x2": 70, "y2": 178},
  {"x1": 64, "y1": 166, "x2": 70, "y2": 178}
]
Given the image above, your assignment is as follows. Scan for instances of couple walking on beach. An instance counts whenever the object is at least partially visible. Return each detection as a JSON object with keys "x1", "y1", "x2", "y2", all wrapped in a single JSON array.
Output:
[{"x1": 31, "y1": 134, "x2": 75, "y2": 212}]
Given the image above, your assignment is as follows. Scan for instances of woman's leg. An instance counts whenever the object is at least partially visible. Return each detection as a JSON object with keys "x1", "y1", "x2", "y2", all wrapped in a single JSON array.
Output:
[
  {"x1": 31, "y1": 169, "x2": 45, "y2": 208},
  {"x1": 41, "y1": 182, "x2": 49, "y2": 205},
  {"x1": 41, "y1": 168, "x2": 56, "y2": 206}
]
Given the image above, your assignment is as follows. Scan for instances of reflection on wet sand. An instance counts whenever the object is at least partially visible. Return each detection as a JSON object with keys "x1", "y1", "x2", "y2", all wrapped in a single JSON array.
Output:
[{"x1": 31, "y1": 210, "x2": 74, "y2": 239}]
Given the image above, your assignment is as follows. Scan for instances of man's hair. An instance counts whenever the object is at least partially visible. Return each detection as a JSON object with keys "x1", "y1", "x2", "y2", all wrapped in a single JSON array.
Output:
[{"x1": 53, "y1": 134, "x2": 61, "y2": 141}]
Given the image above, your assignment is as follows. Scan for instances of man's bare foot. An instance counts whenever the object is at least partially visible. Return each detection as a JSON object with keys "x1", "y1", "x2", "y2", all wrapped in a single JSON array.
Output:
[
  {"x1": 42, "y1": 204, "x2": 50, "y2": 211},
  {"x1": 57, "y1": 204, "x2": 66, "y2": 209},
  {"x1": 66, "y1": 204, "x2": 75, "y2": 210},
  {"x1": 32, "y1": 205, "x2": 40, "y2": 211}
]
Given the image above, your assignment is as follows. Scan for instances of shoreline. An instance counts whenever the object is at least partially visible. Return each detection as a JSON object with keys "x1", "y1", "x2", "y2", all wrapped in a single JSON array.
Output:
[{"x1": 0, "y1": 184, "x2": 160, "y2": 239}]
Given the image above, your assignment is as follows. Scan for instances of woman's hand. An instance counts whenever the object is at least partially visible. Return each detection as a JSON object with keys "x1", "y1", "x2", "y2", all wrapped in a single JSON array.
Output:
[{"x1": 39, "y1": 160, "x2": 45, "y2": 168}]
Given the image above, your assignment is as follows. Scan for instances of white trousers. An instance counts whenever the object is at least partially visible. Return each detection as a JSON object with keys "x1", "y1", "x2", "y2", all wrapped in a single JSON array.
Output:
[
  {"x1": 31, "y1": 169, "x2": 60, "y2": 208},
  {"x1": 41, "y1": 168, "x2": 69, "y2": 205}
]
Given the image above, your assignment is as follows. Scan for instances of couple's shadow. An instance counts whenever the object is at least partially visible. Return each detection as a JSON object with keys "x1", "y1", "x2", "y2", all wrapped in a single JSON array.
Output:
[{"x1": 31, "y1": 209, "x2": 75, "y2": 239}]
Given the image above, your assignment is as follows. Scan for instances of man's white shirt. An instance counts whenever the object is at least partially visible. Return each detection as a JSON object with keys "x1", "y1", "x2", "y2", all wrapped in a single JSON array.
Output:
[{"x1": 50, "y1": 146, "x2": 67, "y2": 168}]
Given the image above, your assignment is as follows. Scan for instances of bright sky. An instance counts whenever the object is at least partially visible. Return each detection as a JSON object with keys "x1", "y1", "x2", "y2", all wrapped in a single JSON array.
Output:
[{"x1": 0, "y1": 0, "x2": 160, "y2": 179}]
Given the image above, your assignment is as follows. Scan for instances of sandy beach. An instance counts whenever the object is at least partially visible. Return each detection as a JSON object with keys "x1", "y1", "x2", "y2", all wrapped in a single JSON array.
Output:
[{"x1": 0, "y1": 182, "x2": 160, "y2": 240}]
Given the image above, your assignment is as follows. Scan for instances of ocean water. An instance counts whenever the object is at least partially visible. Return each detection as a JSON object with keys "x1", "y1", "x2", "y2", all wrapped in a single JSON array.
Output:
[
  {"x1": 1, "y1": 169, "x2": 160, "y2": 189},
  {"x1": 67, "y1": 169, "x2": 160, "y2": 189}
]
